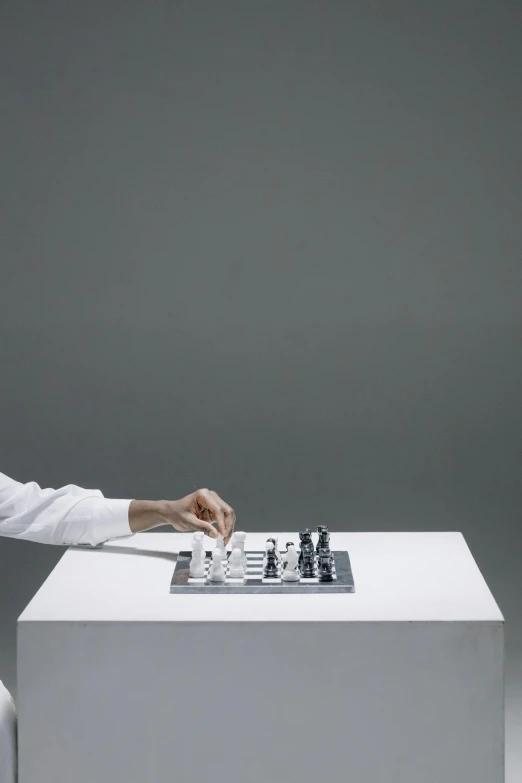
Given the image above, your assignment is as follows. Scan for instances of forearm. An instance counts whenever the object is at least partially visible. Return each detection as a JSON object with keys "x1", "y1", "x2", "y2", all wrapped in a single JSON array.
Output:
[
  {"x1": 1, "y1": 472, "x2": 234, "y2": 546},
  {"x1": 0, "y1": 473, "x2": 132, "y2": 546},
  {"x1": 128, "y1": 500, "x2": 170, "y2": 533}
]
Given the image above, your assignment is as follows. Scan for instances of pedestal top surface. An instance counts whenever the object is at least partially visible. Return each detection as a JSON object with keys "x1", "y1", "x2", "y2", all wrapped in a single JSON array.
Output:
[{"x1": 18, "y1": 532, "x2": 503, "y2": 624}]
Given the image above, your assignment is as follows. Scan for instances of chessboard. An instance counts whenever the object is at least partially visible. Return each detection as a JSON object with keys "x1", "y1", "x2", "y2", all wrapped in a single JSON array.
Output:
[{"x1": 170, "y1": 550, "x2": 355, "y2": 594}]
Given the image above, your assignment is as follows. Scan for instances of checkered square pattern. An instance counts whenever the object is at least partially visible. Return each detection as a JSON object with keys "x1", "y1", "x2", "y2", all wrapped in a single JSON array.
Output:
[{"x1": 186, "y1": 551, "x2": 337, "y2": 585}]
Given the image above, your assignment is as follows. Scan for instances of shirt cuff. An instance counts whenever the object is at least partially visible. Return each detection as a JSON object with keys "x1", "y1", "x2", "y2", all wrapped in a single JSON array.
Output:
[{"x1": 92, "y1": 498, "x2": 134, "y2": 542}]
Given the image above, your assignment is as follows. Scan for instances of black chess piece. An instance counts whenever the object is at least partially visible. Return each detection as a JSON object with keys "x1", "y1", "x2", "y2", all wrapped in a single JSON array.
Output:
[
  {"x1": 316, "y1": 525, "x2": 325, "y2": 554},
  {"x1": 263, "y1": 547, "x2": 279, "y2": 579},
  {"x1": 299, "y1": 530, "x2": 317, "y2": 578},
  {"x1": 318, "y1": 548, "x2": 334, "y2": 581},
  {"x1": 267, "y1": 538, "x2": 280, "y2": 563},
  {"x1": 300, "y1": 529, "x2": 313, "y2": 551},
  {"x1": 316, "y1": 525, "x2": 330, "y2": 554},
  {"x1": 299, "y1": 529, "x2": 315, "y2": 575},
  {"x1": 301, "y1": 529, "x2": 314, "y2": 554},
  {"x1": 316, "y1": 525, "x2": 334, "y2": 574},
  {"x1": 300, "y1": 547, "x2": 317, "y2": 578}
]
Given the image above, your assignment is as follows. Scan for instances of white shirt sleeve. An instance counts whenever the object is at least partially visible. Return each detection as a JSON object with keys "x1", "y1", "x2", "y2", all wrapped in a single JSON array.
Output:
[{"x1": 0, "y1": 471, "x2": 134, "y2": 547}]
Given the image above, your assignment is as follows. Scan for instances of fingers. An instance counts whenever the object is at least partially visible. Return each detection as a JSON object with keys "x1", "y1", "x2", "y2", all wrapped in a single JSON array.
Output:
[
  {"x1": 222, "y1": 502, "x2": 236, "y2": 545},
  {"x1": 208, "y1": 490, "x2": 235, "y2": 545},
  {"x1": 195, "y1": 489, "x2": 236, "y2": 545},
  {"x1": 191, "y1": 516, "x2": 218, "y2": 539}
]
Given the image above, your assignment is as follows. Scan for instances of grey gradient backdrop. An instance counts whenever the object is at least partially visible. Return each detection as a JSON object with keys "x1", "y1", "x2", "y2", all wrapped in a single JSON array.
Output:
[{"x1": 1, "y1": 0, "x2": 521, "y2": 776}]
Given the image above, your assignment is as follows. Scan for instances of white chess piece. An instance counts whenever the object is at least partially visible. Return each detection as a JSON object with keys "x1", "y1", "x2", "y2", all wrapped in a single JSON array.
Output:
[
  {"x1": 282, "y1": 544, "x2": 299, "y2": 582},
  {"x1": 208, "y1": 549, "x2": 226, "y2": 582},
  {"x1": 215, "y1": 532, "x2": 227, "y2": 560},
  {"x1": 195, "y1": 531, "x2": 206, "y2": 560},
  {"x1": 189, "y1": 532, "x2": 205, "y2": 578},
  {"x1": 228, "y1": 548, "x2": 245, "y2": 579},
  {"x1": 192, "y1": 530, "x2": 204, "y2": 550},
  {"x1": 235, "y1": 531, "x2": 247, "y2": 568}
]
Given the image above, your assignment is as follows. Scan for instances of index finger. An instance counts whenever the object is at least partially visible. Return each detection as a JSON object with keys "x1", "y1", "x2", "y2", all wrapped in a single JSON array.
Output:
[
  {"x1": 209, "y1": 491, "x2": 235, "y2": 545},
  {"x1": 197, "y1": 490, "x2": 227, "y2": 541}
]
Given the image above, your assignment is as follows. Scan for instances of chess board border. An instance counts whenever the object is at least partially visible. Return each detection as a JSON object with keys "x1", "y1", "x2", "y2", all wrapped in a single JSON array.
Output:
[{"x1": 170, "y1": 550, "x2": 355, "y2": 594}]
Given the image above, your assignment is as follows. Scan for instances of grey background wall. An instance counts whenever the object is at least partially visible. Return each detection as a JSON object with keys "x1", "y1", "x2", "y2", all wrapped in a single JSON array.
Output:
[{"x1": 1, "y1": 0, "x2": 521, "y2": 772}]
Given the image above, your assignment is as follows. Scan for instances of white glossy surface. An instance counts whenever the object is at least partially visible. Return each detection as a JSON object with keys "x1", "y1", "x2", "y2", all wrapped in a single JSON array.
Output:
[
  {"x1": 18, "y1": 531, "x2": 503, "y2": 623},
  {"x1": 17, "y1": 532, "x2": 504, "y2": 783}
]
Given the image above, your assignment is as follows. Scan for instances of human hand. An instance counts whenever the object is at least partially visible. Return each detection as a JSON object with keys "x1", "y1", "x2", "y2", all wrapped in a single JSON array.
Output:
[
  {"x1": 128, "y1": 489, "x2": 236, "y2": 544},
  {"x1": 160, "y1": 488, "x2": 235, "y2": 544}
]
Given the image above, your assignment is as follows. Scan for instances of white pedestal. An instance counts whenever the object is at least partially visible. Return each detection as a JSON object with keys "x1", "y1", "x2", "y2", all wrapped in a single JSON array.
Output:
[{"x1": 17, "y1": 532, "x2": 504, "y2": 783}]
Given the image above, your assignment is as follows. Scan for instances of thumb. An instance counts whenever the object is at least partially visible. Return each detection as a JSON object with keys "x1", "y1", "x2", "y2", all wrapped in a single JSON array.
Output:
[{"x1": 191, "y1": 516, "x2": 218, "y2": 539}]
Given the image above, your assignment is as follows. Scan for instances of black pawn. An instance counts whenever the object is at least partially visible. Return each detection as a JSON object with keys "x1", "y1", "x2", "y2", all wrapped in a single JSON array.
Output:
[{"x1": 263, "y1": 547, "x2": 279, "y2": 579}]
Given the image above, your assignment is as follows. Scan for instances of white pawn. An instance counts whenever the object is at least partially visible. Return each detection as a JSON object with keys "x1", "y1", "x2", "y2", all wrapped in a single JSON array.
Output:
[
  {"x1": 208, "y1": 549, "x2": 226, "y2": 582},
  {"x1": 215, "y1": 532, "x2": 227, "y2": 560},
  {"x1": 235, "y1": 531, "x2": 247, "y2": 568},
  {"x1": 282, "y1": 544, "x2": 300, "y2": 582},
  {"x1": 229, "y1": 531, "x2": 237, "y2": 552},
  {"x1": 228, "y1": 548, "x2": 245, "y2": 579},
  {"x1": 190, "y1": 532, "x2": 205, "y2": 578}
]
